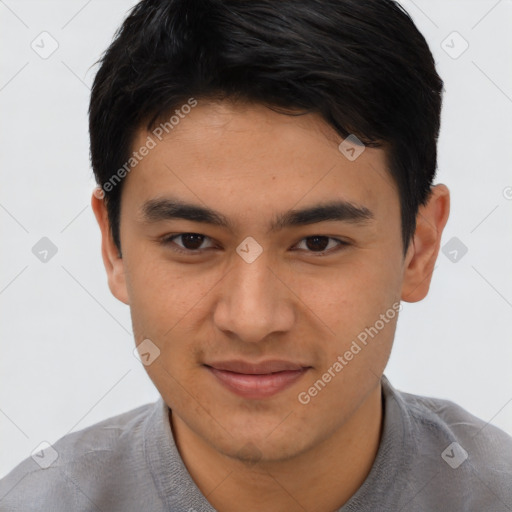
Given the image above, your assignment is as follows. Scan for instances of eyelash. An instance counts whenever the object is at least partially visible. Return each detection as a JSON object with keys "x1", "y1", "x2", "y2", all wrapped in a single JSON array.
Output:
[{"x1": 160, "y1": 233, "x2": 350, "y2": 256}]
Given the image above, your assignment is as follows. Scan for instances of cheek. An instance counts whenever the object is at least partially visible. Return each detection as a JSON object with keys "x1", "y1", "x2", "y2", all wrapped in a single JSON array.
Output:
[
  {"x1": 124, "y1": 246, "x2": 188, "y2": 308},
  {"x1": 123, "y1": 250, "x2": 222, "y2": 353},
  {"x1": 287, "y1": 256, "x2": 398, "y2": 326},
  {"x1": 286, "y1": 256, "x2": 401, "y2": 372},
  {"x1": 123, "y1": 251, "x2": 181, "y2": 344}
]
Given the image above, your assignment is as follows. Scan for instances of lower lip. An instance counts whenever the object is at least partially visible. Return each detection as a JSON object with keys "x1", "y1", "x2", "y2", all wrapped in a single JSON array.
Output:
[{"x1": 206, "y1": 366, "x2": 309, "y2": 399}]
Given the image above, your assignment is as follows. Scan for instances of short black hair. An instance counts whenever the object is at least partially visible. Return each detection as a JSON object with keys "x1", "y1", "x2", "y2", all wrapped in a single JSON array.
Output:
[{"x1": 89, "y1": 0, "x2": 444, "y2": 257}]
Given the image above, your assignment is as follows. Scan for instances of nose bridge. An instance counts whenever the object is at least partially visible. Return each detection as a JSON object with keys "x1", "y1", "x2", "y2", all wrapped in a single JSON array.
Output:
[
  {"x1": 213, "y1": 253, "x2": 294, "y2": 342},
  {"x1": 235, "y1": 256, "x2": 273, "y2": 304}
]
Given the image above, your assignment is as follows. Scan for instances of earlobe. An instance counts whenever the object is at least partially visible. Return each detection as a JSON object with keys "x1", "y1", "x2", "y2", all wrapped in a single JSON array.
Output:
[
  {"x1": 401, "y1": 184, "x2": 450, "y2": 303},
  {"x1": 91, "y1": 188, "x2": 130, "y2": 305}
]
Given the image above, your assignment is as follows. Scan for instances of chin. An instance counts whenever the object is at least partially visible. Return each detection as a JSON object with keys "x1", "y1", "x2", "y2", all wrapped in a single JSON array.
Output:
[{"x1": 210, "y1": 424, "x2": 312, "y2": 466}]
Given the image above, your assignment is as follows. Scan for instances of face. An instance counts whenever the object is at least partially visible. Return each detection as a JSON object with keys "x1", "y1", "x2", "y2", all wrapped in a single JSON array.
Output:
[{"x1": 95, "y1": 100, "x2": 421, "y2": 464}]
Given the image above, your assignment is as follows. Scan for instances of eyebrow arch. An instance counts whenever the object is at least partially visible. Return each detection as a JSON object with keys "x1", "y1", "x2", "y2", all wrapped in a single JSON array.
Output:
[{"x1": 140, "y1": 197, "x2": 374, "y2": 233}]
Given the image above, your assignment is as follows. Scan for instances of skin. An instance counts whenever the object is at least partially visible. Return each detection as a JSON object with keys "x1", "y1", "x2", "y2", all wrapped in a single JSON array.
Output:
[{"x1": 92, "y1": 99, "x2": 450, "y2": 512}]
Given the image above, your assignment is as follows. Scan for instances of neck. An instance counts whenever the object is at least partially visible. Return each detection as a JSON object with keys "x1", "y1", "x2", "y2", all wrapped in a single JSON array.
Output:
[{"x1": 170, "y1": 382, "x2": 383, "y2": 512}]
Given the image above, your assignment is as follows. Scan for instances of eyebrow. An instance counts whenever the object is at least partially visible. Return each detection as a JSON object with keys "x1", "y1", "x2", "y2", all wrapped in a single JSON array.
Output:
[{"x1": 140, "y1": 197, "x2": 374, "y2": 233}]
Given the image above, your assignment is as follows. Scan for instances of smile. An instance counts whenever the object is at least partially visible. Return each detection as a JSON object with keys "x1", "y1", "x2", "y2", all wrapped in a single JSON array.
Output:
[{"x1": 204, "y1": 364, "x2": 311, "y2": 399}]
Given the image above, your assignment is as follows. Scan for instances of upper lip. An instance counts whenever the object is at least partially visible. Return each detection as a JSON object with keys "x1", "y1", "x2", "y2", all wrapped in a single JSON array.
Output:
[{"x1": 205, "y1": 360, "x2": 310, "y2": 374}]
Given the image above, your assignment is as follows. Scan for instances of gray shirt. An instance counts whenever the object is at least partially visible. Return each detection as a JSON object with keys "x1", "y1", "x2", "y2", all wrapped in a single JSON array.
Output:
[{"x1": 1, "y1": 375, "x2": 511, "y2": 511}]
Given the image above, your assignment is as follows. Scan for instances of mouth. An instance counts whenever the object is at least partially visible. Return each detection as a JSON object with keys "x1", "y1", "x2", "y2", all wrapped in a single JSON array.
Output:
[{"x1": 204, "y1": 360, "x2": 312, "y2": 399}]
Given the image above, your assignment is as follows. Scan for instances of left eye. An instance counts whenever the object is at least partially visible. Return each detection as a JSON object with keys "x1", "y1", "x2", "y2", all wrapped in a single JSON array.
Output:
[
  {"x1": 161, "y1": 233, "x2": 348, "y2": 255},
  {"x1": 293, "y1": 236, "x2": 347, "y2": 254}
]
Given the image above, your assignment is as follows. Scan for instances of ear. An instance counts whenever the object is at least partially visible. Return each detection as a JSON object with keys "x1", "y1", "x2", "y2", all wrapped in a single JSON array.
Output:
[
  {"x1": 91, "y1": 188, "x2": 130, "y2": 305},
  {"x1": 401, "y1": 184, "x2": 450, "y2": 303}
]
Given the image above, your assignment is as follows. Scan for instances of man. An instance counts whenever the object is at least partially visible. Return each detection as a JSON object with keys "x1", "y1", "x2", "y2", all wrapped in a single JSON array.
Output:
[{"x1": 1, "y1": 0, "x2": 511, "y2": 510}]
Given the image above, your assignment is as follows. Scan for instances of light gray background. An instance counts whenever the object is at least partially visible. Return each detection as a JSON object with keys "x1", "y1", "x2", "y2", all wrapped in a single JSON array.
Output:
[{"x1": 1, "y1": 0, "x2": 511, "y2": 478}]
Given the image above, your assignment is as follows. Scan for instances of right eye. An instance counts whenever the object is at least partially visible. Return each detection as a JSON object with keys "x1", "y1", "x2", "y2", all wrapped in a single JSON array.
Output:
[{"x1": 160, "y1": 233, "x2": 217, "y2": 254}]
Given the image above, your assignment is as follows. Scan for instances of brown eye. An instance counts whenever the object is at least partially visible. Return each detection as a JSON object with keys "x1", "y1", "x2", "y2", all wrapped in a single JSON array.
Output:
[
  {"x1": 179, "y1": 233, "x2": 206, "y2": 250},
  {"x1": 304, "y1": 236, "x2": 330, "y2": 251},
  {"x1": 294, "y1": 236, "x2": 348, "y2": 255},
  {"x1": 161, "y1": 233, "x2": 214, "y2": 253}
]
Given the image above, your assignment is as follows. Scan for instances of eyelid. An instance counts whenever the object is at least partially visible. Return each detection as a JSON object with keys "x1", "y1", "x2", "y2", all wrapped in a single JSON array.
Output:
[
  {"x1": 160, "y1": 233, "x2": 350, "y2": 255},
  {"x1": 291, "y1": 236, "x2": 349, "y2": 256},
  {"x1": 160, "y1": 233, "x2": 217, "y2": 253}
]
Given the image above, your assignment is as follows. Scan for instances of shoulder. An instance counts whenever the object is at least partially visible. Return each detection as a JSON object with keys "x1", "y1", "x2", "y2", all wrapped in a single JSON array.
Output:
[
  {"x1": 400, "y1": 386, "x2": 512, "y2": 461},
  {"x1": 389, "y1": 379, "x2": 512, "y2": 508},
  {"x1": 0, "y1": 400, "x2": 159, "y2": 512}
]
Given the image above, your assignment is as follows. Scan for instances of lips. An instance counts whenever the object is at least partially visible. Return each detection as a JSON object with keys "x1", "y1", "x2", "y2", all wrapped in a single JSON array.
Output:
[
  {"x1": 205, "y1": 359, "x2": 308, "y2": 374},
  {"x1": 204, "y1": 359, "x2": 311, "y2": 399}
]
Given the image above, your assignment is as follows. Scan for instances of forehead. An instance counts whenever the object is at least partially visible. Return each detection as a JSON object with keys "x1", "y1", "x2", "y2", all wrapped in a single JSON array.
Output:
[{"x1": 121, "y1": 100, "x2": 398, "y2": 228}]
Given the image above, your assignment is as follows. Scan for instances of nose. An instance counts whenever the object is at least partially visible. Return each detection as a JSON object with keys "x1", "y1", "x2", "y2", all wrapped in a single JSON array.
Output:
[{"x1": 212, "y1": 253, "x2": 295, "y2": 344}]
